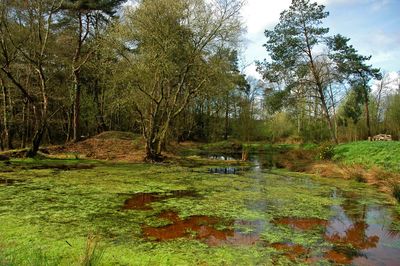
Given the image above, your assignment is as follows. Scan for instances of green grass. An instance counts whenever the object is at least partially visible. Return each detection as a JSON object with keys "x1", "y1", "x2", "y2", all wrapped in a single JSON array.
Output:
[
  {"x1": 0, "y1": 158, "x2": 396, "y2": 265},
  {"x1": 334, "y1": 141, "x2": 400, "y2": 171}
]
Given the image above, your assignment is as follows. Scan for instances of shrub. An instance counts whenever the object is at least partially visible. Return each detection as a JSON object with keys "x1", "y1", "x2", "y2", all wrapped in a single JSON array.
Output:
[{"x1": 318, "y1": 143, "x2": 335, "y2": 160}]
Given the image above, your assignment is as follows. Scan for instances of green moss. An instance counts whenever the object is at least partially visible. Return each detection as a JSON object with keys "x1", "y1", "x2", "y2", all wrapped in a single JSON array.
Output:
[{"x1": 0, "y1": 158, "x2": 397, "y2": 265}]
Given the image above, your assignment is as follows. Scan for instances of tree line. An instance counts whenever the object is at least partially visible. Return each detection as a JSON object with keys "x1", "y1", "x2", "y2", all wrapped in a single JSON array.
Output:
[
  {"x1": 0, "y1": 0, "x2": 399, "y2": 160},
  {"x1": 257, "y1": 0, "x2": 399, "y2": 144}
]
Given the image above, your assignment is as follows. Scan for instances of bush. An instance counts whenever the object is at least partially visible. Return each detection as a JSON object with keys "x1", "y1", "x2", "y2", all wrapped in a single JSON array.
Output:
[{"x1": 318, "y1": 143, "x2": 335, "y2": 160}]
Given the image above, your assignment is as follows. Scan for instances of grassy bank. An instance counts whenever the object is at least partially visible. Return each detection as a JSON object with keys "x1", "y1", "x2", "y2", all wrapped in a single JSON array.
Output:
[{"x1": 334, "y1": 141, "x2": 400, "y2": 171}]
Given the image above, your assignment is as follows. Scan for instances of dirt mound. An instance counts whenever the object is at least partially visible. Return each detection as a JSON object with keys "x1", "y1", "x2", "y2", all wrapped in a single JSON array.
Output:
[
  {"x1": 51, "y1": 131, "x2": 145, "y2": 162},
  {"x1": 92, "y1": 131, "x2": 138, "y2": 140}
]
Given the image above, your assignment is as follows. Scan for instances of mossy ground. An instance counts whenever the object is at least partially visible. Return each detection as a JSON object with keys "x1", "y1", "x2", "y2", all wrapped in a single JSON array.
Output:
[{"x1": 0, "y1": 157, "x2": 397, "y2": 265}]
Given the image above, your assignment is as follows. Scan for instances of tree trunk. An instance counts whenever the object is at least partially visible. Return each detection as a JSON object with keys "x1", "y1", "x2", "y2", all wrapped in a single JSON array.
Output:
[
  {"x1": 328, "y1": 85, "x2": 338, "y2": 143},
  {"x1": 364, "y1": 91, "x2": 371, "y2": 138},
  {"x1": 320, "y1": 96, "x2": 338, "y2": 144},
  {"x1": 145, "y1": 139, "x2": 163, "y2": 162},
  {"x1": 0, "y1": 132, "x2": 3, "y2": 151},
  {"x1": 27, "y1": 65, "x2": 48, "y2": 157},
  {"x1": 93, "y1": 82, "x2": 108, "y2": 133},
  {"x1": 1, "y1": 79, "x2": 14, "y2": 149},
  {"x1": 224, "y1": 94, "x2": 229, "y2": 140},
  {"x1": 72, "y1": 71, "x2": 81, "y2": 142},
  {"x1": 26, "y1": 125, "x2": 46, "y2": 158},
  {"x1": 304, "y1": 26, "x2": 338, "y2": 144},
  {"x1": 144, "y1": 113, "x2": 170, "y2": 162},
  {"x1": 21, "y1": 99, "x2": 28, "y2": 148}
]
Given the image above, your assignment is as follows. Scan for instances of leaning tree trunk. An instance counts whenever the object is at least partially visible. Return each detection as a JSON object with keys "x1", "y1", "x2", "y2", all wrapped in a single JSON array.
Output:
[
  {"x1": 305, "y1": 29, "x2": 338, "y2": 144},
  {"x1": 26, "y1": 67, "x2": 48, "y2": 158},
  {"x1": 26, "y1": 124, "x2": 46, "y2": 158}
]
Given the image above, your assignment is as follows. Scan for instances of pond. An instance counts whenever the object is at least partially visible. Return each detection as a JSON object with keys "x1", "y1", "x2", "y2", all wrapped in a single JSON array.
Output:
[
  {"x1": 119, "y1": 153, "x2": 400, "y2": 265},
  {"x1": 0, "y1": 156, "x2": 399, "y2": 265}
]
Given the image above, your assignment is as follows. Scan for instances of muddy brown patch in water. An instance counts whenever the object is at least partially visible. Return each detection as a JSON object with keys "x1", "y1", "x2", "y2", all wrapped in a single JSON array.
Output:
[
  {"x1": 123, "y1": 193, "x2": 160, "y2": 210},
  {"x1": 143, "y1": 211, "x2": 227, "y2": 243},
  {"x1": 271, "y1": 243, "x2": 309, "y2": 260},
  {"x1": 143, "y1": 211, "x2": 262, "y2": 246},
  {"x1": 123, "y1": 190, "x2": 198, "y2": 210},
  {"x1": 274, "y1": 217, "x2": 328, "y2": 230}
]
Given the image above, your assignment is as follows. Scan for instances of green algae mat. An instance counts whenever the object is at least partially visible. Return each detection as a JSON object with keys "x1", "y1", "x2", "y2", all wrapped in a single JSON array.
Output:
[{"x1": 0, "y1": 158, "x2": 399, "y2": 265}]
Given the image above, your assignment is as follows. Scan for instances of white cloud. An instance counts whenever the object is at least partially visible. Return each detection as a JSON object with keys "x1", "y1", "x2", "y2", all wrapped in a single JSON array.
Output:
[
  {"x1": 371, "y1": 0, "x2": 391, "y2": 11},
  {"x1": 241, "y1": 1, "x2": 291, "y2": 35},
  {"x1": 244, "y1": 62, "x2": 262, "y2": 79}
]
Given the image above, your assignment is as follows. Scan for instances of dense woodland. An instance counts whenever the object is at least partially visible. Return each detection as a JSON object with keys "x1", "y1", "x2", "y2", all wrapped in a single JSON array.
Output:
[{"x1": 0, "y1": 0, "x2": 399, "y2": 160}]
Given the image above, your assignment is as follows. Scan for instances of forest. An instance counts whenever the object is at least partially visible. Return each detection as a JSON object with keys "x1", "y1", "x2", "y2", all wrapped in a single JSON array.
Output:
[
  {"x1": 0, "y1": 0, "x2": 400, "y2": 265},
  {"x1": 0, "y1": 0, "x2": 398, "y2": 160}
]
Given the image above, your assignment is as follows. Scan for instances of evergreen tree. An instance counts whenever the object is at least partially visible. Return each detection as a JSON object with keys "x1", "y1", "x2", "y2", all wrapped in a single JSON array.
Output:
[{"x1": 328, "y1": 34, "x2": 381, "y2": 138}]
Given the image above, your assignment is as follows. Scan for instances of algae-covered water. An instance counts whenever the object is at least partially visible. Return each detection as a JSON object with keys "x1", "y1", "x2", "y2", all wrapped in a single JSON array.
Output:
[{"x1": 0, "y1": 156, "x2": 399, "y2": 265}]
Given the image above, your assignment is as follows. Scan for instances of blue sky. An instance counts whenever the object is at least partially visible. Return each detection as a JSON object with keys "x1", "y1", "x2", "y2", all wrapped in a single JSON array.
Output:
[{"x1": 242, "y1": 0, "x2": 400, "y2": 78}]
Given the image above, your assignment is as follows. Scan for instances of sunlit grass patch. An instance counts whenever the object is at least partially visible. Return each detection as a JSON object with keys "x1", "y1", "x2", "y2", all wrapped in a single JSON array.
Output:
[{"x1": 334, "y1": 141, "x2": 400, "y2": 171}]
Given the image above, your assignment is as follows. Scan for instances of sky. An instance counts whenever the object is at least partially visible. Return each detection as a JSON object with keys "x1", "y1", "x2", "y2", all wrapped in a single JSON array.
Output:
[{"x1": 242, "y1": 0, "x2": 400, "y2": 80}]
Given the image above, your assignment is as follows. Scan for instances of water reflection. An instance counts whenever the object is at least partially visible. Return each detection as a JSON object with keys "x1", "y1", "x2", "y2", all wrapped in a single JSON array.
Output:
[
  {"x1": 208, "y1": 167, "x2": 241, "y2": 174},
  {"x1": 207, "y1": 153, "x2": 241, "y2": 161},
  {"x1": 204, "y1": 152, "x2": 279, "y2": 171},
  {"x1": 125, "y1": 153, "x2": 400, "y2": 265},
  {"x1": 325, "y1": 203, "x2": 400, "y2": 265}
]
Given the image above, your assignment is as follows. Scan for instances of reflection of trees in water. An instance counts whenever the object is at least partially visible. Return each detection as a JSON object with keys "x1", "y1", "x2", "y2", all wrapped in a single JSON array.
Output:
[
  {"x1": 244, "y1": 152, "x2": 274, "y2": 170},
  {"x1": 325, "y1": 202, "x2": 380, "y2": 262},
  {"x1": 341, "y1": 193, "x2": 367, "y2": 221},
  {"x1": 327, "y1": 220, "x2": 379, "y2": 250}
]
